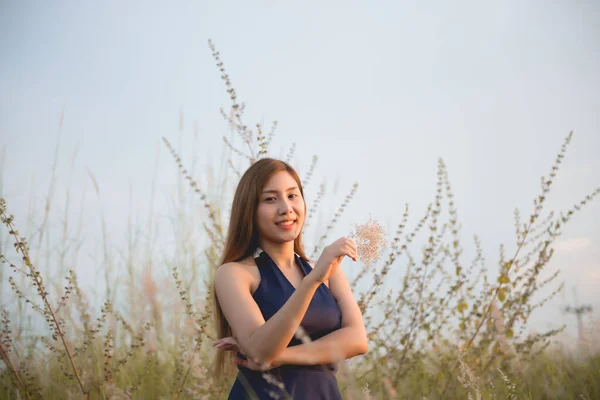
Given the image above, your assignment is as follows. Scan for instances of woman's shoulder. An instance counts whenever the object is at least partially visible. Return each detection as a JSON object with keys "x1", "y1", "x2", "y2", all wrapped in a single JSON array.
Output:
[
  {"x1": 216, "y1": 256, "x2": 255, "y2": 276},
  {"x1": 215, "y1": 256, "x2": 261, "y2": 291}
]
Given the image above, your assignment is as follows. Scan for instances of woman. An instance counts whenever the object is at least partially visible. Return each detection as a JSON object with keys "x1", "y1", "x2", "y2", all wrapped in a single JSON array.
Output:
[{"x1": 212, "y1": 158, "x2": 368, "y2": 399}]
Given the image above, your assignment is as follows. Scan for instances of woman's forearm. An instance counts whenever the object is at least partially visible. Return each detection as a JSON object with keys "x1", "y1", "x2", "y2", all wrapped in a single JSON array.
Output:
[
  {"x1": 243, "y1": 275, "x2": 321, "y2": 365},
  {"x1": 273, "y1": 327, "x2": 369, "y2": 367}
]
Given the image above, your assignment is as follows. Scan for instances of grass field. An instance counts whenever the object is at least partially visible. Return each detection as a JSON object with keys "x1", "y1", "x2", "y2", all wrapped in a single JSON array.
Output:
[{"x1": 1, "y1": 42, "x2": 599, "y2": 399}]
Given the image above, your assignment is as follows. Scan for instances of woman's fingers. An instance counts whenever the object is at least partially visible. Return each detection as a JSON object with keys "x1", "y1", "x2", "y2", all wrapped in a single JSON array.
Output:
[
  {"x1": 233, "y1": 356, "x2": 248, "y2": 368},
  {"x1": 344, "y1": 244, "x2": 357, "y2": 262},
  {"x1": 233, "y1": 356, "x2": 271, "y2": 371},
  {"x1": 233, "y1": 356, "x2": 259, "y2": 370},
  {"x1": 345, "y1": 242, "x2": 358, "y2": 259},
  {"x1": 213, "y1": 337, "x2": 240, "y2": 351},
  {"x1": 217, "y1": 343, "x2": 238, "y2": 350},
  {"x1": 214, "y1": 337, "x2": 236, "y2": 344}
]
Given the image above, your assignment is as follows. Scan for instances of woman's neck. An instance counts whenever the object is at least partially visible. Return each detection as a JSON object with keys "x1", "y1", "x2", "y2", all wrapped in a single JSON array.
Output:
[{"x1": 258, "y1": 240, "x2": 296, "y2": 269}]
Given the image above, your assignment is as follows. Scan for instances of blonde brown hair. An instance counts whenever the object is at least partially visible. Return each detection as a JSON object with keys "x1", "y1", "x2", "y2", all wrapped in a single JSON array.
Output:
[{"x1": 213, "y1": 158, "x2": 309, "y2": 378}]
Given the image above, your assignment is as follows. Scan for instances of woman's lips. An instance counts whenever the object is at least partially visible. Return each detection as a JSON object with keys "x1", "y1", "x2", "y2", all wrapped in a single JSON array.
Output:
[{"x1": 277, "y1": 220, "x2": 296, "y2": 230}]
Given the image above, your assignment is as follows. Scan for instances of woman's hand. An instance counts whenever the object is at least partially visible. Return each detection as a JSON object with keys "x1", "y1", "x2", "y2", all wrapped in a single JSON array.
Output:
[
  {"x1": 213, "y1": 336, "x2": 240, "y2": 352},
  {"x1": 310, "y1": 237, "x2": 358, "y2": 284},
  {"x1": 233, "y1": 354, "x2": 274, "y2": 371},
  {"x1": 213, "y1": 337, "x2": 275, "y2": 371}
]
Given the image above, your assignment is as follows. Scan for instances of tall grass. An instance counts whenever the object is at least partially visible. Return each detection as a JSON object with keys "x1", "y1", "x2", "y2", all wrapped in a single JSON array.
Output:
[{"x1": 1, "y1": 41, "x2": 599, "y2": 399}]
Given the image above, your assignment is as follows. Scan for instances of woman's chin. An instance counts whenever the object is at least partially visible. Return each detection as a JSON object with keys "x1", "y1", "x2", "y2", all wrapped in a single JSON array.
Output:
[{"x1": 268, "y1": 231, "x2": 299, "y2": 244}]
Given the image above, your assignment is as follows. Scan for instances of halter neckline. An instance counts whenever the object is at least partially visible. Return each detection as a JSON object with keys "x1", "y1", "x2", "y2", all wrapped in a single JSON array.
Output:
[{"x1": 254, "y1": 246, "x2": 300, "y2": 259}]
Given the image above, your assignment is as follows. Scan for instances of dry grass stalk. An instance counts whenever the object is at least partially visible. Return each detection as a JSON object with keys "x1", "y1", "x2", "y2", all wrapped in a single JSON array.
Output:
[
  {"x1": 0, "y1": 198, "x2": 86, "y2": 395},
  {"x1": 497, "y1": 368, "x2": 517, "y2": 399},
  {"x1": 457, "y1": 351, "x2": 482, "y2": 400},
  {"x1": 0, "y1": 340, "x2": 30, "y2": 399}
]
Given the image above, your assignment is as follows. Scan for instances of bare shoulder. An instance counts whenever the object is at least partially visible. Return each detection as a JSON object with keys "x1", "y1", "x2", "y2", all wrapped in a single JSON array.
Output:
[{"x1": 215, "y1": 256, "x2": 261, "y2": 293}]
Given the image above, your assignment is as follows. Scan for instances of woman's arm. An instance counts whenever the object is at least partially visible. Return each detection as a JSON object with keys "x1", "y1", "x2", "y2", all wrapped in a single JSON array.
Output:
[
  {"x1": 215, "y1": 239, "x2": 358, "y2": 366},
  {"x1": 272, "y1": 329, "x2": 367, "y2": 367},
  {"x1": 273, "y1": 265, "x2": 369, "y2": 366},
  {"x1": 215, "y1": 262, "x2": 320, "y2": 366},
  {"x1": 230, "y1": 325, "x2": 367, "y2": 370}
]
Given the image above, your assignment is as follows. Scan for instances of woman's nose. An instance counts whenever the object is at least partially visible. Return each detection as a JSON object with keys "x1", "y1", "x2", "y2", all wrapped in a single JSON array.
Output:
[{"x1": 279, "y1": 200, "x2": 293, "y2": 214}]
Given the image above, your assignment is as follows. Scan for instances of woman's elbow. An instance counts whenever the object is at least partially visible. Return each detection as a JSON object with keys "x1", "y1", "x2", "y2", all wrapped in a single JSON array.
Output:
[
  {"x1": 241, "y1": 343, "x2": 272, "y2": 366},
  {"x1": 357, "y1": 340, "x2": 369, "y2": 355},
  {"x1": 349, "y1": 326, "x2": 369, "y2": 356},
  {"x1": 353, "y1": 332, "x2": 368, "y2": 355},
  {"x1": 243, "y1": 341, "x2": 279, "y2": 366}
]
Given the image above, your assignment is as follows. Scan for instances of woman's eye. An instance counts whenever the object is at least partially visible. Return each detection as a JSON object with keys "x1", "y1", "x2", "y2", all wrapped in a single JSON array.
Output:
[{"x1": 264, "y1": 194, "x2": 298, "y2": 201}]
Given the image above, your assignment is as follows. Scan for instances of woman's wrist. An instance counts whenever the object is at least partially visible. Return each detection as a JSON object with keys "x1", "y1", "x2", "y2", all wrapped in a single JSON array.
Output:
[
  {"x1": 271, "y1": 344, "x2": 317, "y2": 367},
  {"x1": 270, "y1": 351, "x2": 287, "y2": 368},
  {"x1": 302, "y1": 271, "x2": 322, "y2": 288}
]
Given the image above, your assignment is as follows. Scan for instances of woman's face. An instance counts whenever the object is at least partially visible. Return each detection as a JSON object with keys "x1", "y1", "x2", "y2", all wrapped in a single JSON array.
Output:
[{"x1": 256, "y1": 171, "x2": 305, "y2": 245}]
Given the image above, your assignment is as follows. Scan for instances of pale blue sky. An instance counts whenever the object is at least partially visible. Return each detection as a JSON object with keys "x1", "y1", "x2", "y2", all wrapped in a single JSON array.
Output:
[{"x1": 1, "y1": 1, "x2": 599, "y2": 340}]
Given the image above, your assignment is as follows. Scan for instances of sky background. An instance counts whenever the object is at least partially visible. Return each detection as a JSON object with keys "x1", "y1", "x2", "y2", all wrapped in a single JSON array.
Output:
[{"x1": 1, "y1": 1, "x2": 599, "y2": 342}]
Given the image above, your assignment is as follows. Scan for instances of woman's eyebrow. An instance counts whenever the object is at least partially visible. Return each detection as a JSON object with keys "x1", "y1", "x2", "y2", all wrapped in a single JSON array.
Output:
[{"x1": 261, "y1": 186, "x2": 299, "y2": 194}]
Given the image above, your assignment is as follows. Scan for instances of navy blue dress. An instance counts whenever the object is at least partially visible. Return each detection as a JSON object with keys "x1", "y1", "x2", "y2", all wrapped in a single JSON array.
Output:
[{"x1": 227, "y1": 247, "x2": 343, "y2": 399}]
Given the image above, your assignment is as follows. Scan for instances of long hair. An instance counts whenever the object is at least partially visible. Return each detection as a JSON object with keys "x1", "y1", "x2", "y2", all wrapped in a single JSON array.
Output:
[{"x1": 213, "y1": 158, "x2": 309, "y2": 378}]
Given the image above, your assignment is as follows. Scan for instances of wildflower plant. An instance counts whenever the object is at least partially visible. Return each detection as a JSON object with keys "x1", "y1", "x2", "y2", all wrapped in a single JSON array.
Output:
[{"x1": 0, "y1": 40, "x2": 598, "y2": 400}]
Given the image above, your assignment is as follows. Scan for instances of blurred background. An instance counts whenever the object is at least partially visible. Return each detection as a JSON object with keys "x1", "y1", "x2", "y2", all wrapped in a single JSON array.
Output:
[{"x1": 0, "y1": 1, "x2": 599, "y2": 398}]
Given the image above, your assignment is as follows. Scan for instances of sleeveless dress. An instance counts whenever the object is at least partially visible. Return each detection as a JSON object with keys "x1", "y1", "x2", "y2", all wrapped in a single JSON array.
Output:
[{"x1": 227, "y1": 247, "x2": 343, "y2": 399}]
